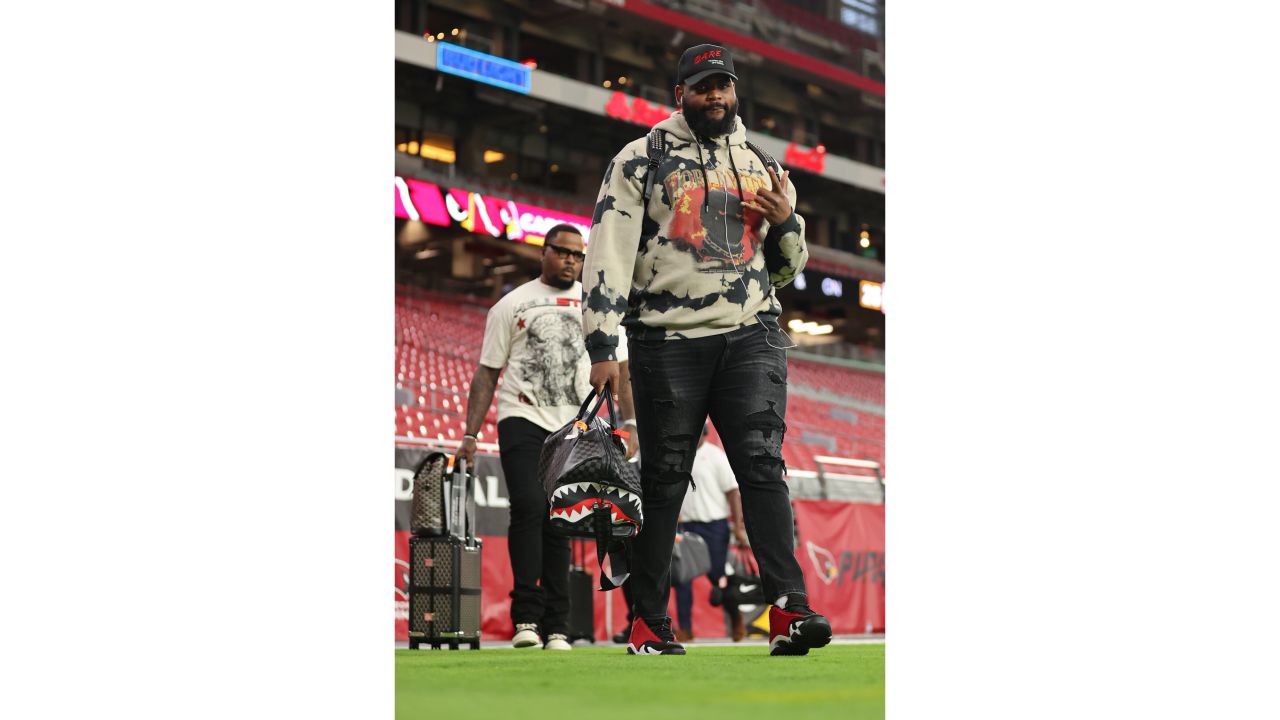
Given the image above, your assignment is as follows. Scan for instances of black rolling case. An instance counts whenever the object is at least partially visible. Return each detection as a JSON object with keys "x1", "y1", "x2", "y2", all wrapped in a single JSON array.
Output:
[
  {"x1": 407, "y1": 459, "x2": 483, "y2": 650},
  {"x1": 567, "y1": 539, "x2": 595, "y2": 643}
]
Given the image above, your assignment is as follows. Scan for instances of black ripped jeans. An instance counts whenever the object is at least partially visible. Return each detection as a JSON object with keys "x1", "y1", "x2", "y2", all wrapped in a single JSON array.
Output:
[{"x1": 627, "y1": 323, "x2": 807, "y2": 623}]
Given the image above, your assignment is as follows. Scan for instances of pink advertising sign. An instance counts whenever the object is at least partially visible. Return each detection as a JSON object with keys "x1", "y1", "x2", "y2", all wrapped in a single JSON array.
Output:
[{"x1": 395, "y1": 176, "x2": 593, "y2": 245}]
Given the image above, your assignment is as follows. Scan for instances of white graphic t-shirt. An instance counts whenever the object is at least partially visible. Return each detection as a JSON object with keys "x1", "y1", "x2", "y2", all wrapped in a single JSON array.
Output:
[{"x1": 480, "y1": 278, "x2": 628, "y2": 433}]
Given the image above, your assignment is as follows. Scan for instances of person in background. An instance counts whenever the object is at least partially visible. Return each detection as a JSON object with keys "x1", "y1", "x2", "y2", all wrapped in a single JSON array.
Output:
[
  {"x1": 672, "y1": 423, "x2": 748, "y2": 643},
  {"x1": 457, "y1": 223, "x2": 635, "y2": 651}
]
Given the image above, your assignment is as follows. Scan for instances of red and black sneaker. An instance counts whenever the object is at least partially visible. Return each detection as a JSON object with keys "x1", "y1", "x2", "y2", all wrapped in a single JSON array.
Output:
[
  {"x1": 626, "y1": 616, "x2": 686, "y2": 655},
  {"x1": 769, "y1": 603, "x2": 833, "y2": 656}
]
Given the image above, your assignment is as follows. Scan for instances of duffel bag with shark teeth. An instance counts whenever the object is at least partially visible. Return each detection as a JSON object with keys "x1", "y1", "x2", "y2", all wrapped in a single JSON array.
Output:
[{"x1": 538, "y1": 385, "x2": 642, "y2": 590}]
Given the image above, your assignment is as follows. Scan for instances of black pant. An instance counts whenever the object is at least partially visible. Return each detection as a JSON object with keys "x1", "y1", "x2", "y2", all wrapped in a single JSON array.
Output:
[
  {"x1": 498, "y1": 417, "x2": 570, "y2": 635},
  {"x1": 628, "y1": 323, "x2": 807, "y2": 623},
  {"x1": 673, "y1": 519, "x2": 740, "y2": 631}
]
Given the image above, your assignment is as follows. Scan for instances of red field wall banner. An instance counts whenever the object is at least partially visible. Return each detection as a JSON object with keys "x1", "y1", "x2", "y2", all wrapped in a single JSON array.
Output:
[
  {"x1": 395, "y1": 531, "x2": 517, "y2": 642},
  {"x1": 397, "y1": 531, "x2": 738, "y2": 642},
  {"x1": 397, "y1": 439, "x2": 885, "y2": 641},
  {"x1": 792, "y1": 500, "x2": 885, "y2": 634},
  {"x1": 396, "y1": 531, "x2": 409, "y2": 640},
  {"x1": 398, "y1": 505, "x2": 886, "y2": 641}
]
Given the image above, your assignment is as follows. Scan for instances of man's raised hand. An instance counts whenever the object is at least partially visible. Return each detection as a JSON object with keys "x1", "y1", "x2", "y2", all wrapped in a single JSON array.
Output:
[{"x1": 741, "y1": 166, "x2": 792, "y2": 226}]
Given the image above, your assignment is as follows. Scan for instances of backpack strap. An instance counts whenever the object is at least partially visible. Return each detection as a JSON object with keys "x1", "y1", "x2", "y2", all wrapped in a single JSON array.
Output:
[
  {"x1": 641, "y1": 128, "x2": 666, "y2": 202},
  {"x1": 744, "y1": 139, "x2": 782, "y2": 176}
]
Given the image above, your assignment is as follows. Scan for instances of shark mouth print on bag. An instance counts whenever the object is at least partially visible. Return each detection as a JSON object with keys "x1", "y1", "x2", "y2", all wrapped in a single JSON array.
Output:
[
  {"x1": 539, "y1": 387, "x2": 643, "y2": 589},
  {"x1": 548, "y1": 481, "x2": 643, "y2": 530}
]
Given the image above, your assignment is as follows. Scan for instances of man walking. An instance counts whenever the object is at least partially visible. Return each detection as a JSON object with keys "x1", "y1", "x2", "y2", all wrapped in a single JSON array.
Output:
[
  {"x1": 457, "y1": 223, "x2": 633, "y2": 651},
  {"x1": 582, "y1": 43, "x2": 831, "y2": 656}
]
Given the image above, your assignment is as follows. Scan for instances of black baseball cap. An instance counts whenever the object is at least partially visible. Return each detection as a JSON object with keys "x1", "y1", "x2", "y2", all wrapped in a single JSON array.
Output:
[{"x1": 677, "y1": 44, "x2": 737, "y2": 86}]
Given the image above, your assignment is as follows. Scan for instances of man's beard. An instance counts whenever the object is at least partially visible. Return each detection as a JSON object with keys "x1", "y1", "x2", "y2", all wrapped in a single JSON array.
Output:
[
  {"x1": 685, "y1": 101, "x2": 738, "y2": 139},
  {"x1": 543, "y1": 273, "x2": 574, "y2": 290}
]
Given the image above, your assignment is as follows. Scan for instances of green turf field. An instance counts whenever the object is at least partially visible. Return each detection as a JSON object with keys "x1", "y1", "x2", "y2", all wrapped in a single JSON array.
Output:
[{"x1": 396, "y1": 643, "x2": 884, "y2": 720}]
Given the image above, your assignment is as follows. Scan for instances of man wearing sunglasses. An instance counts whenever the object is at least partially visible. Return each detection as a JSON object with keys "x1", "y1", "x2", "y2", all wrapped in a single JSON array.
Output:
[
  {"x1": 457, "y1": 223, "x2": 635, "y2": 651},
  {"x1": 582, "y1": 44, "x2": 830, "y2": 657}
]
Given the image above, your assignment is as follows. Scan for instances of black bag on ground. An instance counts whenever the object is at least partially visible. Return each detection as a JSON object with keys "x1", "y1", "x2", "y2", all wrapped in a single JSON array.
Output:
[
  {"x1": 409, "y1": 451, "x2": 449, "y2": 537},
  {"x1": 670, "y1": 530, "x2": 713, "y2": 586},
  {"x1": 539, "y1": 386, "x2": 642, "y2": 590},
  {"x1": 407, "y1": 459, "x2": 483, "y2": 650}
]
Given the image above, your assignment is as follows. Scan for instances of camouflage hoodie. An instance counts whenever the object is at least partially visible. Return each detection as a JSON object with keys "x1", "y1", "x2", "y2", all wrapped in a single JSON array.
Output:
[{"x1": 581, "y1": 111, "x2": 807, "y2": 362}]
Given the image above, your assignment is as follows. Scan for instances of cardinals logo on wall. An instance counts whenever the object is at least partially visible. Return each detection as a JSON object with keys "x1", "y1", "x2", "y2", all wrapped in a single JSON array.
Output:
[{"x1": 806, "y1": 540, "x2": 840, "y2": 585}]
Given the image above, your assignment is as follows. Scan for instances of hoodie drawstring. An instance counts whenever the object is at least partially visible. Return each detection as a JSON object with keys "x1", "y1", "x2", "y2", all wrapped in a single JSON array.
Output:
[
  {"x1": 727, "y1": 145, "x2": 744, "y2": 205},
  {"x1": 694, "y1": 133, "x2": 745, "y2": 212},
  {"x1": 694, "y1": 137, "x2": 711, "y2": 210}
]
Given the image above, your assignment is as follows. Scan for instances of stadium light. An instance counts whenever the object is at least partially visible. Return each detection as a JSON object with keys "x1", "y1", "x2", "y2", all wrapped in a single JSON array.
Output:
[
  {"x1": 787, "y1": 318, "x2": 838, "y2": 336},
  {"x1": 788, "y1": 319, "x2": 818, "y2": 334},
  {"x1": 418, "y1": 140, "x2": 456, "y2": 163}
]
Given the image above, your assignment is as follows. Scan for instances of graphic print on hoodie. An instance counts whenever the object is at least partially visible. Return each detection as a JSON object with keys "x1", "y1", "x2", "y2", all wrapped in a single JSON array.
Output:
[{"x1": 581, "y1": 112, "x2": 807, "y2": 362}]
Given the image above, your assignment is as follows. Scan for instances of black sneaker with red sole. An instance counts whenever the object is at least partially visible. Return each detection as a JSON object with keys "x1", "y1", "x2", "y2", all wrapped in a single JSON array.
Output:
[
  {"x1": 626, "y1": 616, "x2": 686, "y2": 655},
  {"x1": 768, "y1": 604, "x2": 832, "y2": 656}
]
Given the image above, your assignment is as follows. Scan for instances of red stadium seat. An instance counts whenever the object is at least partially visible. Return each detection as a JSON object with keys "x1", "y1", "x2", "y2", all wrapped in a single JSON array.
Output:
[{"x1": 395, "y1": 286, "x2": 884, "y2": 469}]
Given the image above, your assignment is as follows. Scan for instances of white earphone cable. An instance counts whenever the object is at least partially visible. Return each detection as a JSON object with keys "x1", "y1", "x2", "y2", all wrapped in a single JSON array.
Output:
[{"x1": 720, "y1": 146, "x2": 796, "y2": 351}]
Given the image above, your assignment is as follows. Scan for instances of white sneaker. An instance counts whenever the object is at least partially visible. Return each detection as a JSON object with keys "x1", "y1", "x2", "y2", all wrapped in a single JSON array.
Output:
[
  {"x1": 513, "y1": 623, "x2": 541, "y2": 648},
  {"x1": 543, "y1": 633, "x2": 572, "y2": 651}
]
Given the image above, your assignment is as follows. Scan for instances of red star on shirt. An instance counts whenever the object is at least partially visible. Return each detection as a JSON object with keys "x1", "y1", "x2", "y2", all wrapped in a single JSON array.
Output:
[{"x1": 516, "y1": 318, "x2": 526, "y2": 330}]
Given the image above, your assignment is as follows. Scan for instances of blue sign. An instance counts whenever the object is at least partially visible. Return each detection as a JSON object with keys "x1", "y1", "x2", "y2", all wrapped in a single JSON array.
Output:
[{"x1": 436, "y1": 42, "x2": 531, "y2": 94}]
